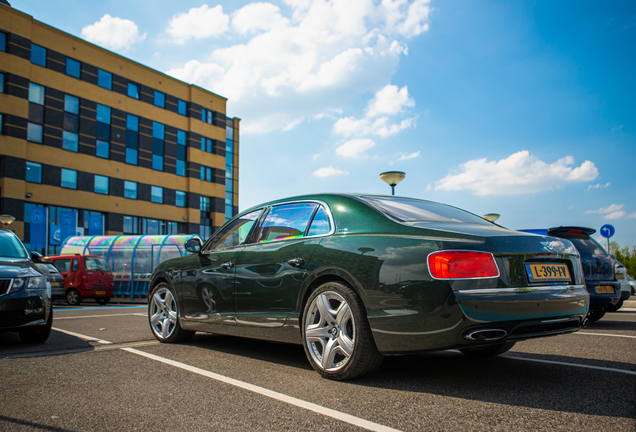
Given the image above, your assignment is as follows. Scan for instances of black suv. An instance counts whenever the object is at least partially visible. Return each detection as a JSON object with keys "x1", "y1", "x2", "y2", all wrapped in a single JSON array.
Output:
[{"x1": 0, "y1": 230, "x2": 53, "y2": 343}]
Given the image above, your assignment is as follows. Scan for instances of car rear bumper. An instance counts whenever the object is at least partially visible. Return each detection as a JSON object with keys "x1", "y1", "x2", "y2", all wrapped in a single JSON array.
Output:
[
  {"x1": 369, "y1": 284, "x2": 589, "y2": 354},
  {"x1": 585, "y1": 281, "x2": 620, "y2": 311},
  {"x1": 78, "y1": 285, "x2": 113, "y2": 298}
]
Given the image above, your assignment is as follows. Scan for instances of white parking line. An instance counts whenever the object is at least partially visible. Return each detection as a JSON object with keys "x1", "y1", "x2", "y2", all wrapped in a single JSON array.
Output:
[
  {"x1": 52, "y1": 328, "x2": 113, "y2": 344},
  {"x1": 54, "y1": 313, "x2": 147, "y2": 320},
  {"x1": 122, "y1": 348, "x2": 401, "y2": 432},
  {"x1": 577, "y1": 332, "x2": 636, "y2": 339},
  {"x1": 509, "y1": 356, "x2": 636, "y2": 376}
]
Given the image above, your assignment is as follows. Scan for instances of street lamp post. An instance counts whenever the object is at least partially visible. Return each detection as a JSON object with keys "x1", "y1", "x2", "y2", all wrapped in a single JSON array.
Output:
[
  {"x1": 380, "y1": 171, "x2": 406, "y2": 195},
  {"x1": 483, "y1": 214, "x2": 500, "y2": 223},
  {"x1": 0, "y1": 214, "x2": 16, "y2": 230}
]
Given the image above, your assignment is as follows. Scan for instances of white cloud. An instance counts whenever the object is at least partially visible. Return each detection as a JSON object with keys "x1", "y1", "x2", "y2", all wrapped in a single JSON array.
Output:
[
  {"x1": 333, "y1": 115, "x2": 416, "y2": 138},
  {"x1": 390, "y1": 151, "x2": 421, "y2": 165},
  {"x1": 586, "y1": 204, "x2": 624, "y2": 214},
  {"x1": 336, "y1": 138, "x2": 376, "y2": 158},
  {"x1": 604, "y1": 211, "x2": 626, "y2": 220},
  {"x1": 434, "y1": 151, "x2": 599, "y2": 195},
  {"x1": 366, "y1": 85, "x2": 415, "y2": 117},
  {"x1": 233, "y1": 3, "x2": 290, "y2": 34},
  {"x1": 629, "y1": 212, "x2": 636, "y2": 219},
  {"x1": 166, "y1": 5, "x2": 229, "y2": 43},
  {"x1": 81, "y1": 15, "x2": 146, "y2": 50},
  {"x1": 588, "y1": 182, "x2": 611, "y2": 190},
  {"x1": 312, "y1": 153, "x2": 321, "y2": 161},
  {"x1": 167, "y1": 0, "x2": 431, "y2": 134},
  {"x1": 313, "y1": 166, "x2": 349, "y2": 177}
]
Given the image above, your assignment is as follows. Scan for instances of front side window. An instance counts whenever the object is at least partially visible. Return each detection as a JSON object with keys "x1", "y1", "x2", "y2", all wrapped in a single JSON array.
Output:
[
  {"x1": 66, "y1": 58, "x2": 80, "y2": 78},
  {"x1": 61, "y1": 168, "x2": 77, "y2": 189},
  {"x1": 128, "y1": 83, "x2": 139, "y2": 99},
  {"x1": 154, "y1": 91, "x2": 165, "y2": 108},
  {"x1": 30, "y1": 44, "x2": 46, "y2": 67},
  {"x1": 207, "y1": 209, "x2": 263, "y2": 251},
  {"x1": 97, "y1": 69, "x2": 112, "y2": 90},
  {"x1": 256, "y1": 203, "x2": 317, "y2": 243},
  {"x1": 124, "y1": 181, "x2": 137, "y2": 199},
  {"x1": 25, "y1": 161, "x2": 42, "y2": 183},
  {"x1": 94, "y1": 175, "x2": 109, "y2": 195},
  {"x1": 53, "y1": 258, "x2": 71, "y2": 273},
  {"x1": 151, "y1": 186, "x2": 163, "y2": 204}
]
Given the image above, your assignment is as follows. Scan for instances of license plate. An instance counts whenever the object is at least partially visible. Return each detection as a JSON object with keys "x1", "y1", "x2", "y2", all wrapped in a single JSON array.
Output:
[
  {"x1": 595, "y1": 286, "x2": 614, "y2": 294},
  {"x1": 50, "y1": 282, "x2": 59, "y2": 287},
  {"x1": 616, "y1": 273, "x2": 624, "y2": 279},
  {"x1": 526, "y1": 263, "x2": 571, "y2": 282},
  {"x1": 95, "y1": 290, "x2": 106, "y2": 295}
]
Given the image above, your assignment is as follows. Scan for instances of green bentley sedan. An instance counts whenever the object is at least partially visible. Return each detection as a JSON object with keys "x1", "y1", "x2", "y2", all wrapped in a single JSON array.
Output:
[{"x1": 147, "y1": 194, "x2": 589, "y2": 380}]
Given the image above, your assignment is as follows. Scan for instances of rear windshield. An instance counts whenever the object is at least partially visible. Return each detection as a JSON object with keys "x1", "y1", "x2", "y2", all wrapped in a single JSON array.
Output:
[
  {"x1": 0, "y1": 232, "x2": 28, "y2": 259},
  {"x1": 85, "y1": 257, "x2": 111, "y2": 271},
  {"x1": 361, "y1": 196, "x2": 492, "y2": 225},
  {"x1": 36, "y1": 263, "x2": 60, "y2": 274},
  {"x1": 559, "y1": 237, "x2": 606, "y2": 255}
]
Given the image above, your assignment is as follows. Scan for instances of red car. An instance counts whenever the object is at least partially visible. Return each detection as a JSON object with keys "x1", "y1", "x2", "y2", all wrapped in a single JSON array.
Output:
[{"x1": 47, "y1": 254, "x2": 114, "y2": 305}]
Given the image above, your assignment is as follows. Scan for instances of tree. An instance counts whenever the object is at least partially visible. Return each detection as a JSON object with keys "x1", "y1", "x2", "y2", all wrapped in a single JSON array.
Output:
[{"x1": 610, "y1": 242, "x2": 636, "y2": 277}]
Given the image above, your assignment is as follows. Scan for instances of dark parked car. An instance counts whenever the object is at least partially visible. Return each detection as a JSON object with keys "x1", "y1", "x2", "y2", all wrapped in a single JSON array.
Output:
[
  {"x1": 520, "y1": 227, "x2": 620, "y2": 322},
  {"x1": 0, "y1": 230, "x2": 53, "y2": 343},
  {"x1": 31, "y1": 254, "x2": 65, "y2": 301},
  {"x1": 148, "y1": 194, "x2": 589, "y2": 380}
]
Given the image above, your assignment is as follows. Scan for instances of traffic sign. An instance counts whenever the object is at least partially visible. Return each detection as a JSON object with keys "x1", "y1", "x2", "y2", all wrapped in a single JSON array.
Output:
[{"x1": 600, "y1": 224, "x2": 615, "y2": 238}]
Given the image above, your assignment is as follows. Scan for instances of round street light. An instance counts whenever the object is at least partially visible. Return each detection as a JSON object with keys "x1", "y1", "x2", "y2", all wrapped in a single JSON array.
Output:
[
  {"x1": 0, "y1": 214, "x2": 16, "y2": 230},
  {"x1": 380, "y1": 171, "x2": 406, "y2": 196}
]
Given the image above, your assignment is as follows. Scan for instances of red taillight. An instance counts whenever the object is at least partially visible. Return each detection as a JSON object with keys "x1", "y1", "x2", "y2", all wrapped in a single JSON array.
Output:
[
  {"x1": 81, "y1": 273, "x2": 88, "y2": 283},
  {"x1": 428, "y1": 251, "x2": 499, "y2": 279}
]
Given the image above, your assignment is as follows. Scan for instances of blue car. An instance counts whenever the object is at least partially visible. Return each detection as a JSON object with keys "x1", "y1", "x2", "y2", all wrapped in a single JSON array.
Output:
[
  {"x1": 0, "y1": 230, "x2": 53, "y2": 343},
  {"x1": 520, "y1": 227, "x2": 620, "y2": 322}
]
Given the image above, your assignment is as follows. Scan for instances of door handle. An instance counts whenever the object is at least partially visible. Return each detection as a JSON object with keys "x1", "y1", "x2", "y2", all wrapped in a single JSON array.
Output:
[
  {"x1": 221, "y1": 261, "x2": 234, "y2": 270},
  {"x1": 287, "y1": 257, "x2": 305, "y2": 268}
]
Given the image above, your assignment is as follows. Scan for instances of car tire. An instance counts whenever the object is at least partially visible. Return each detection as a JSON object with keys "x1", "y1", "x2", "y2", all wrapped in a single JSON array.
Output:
[
  {"x1": 19, "y1": 309, "x2": 53, "y2": 344},
  {"x1": 609, "y1": 299, "x2": 623, "y2": 312},
  {"x1": 587, "y1": 309, "x2": 606, "y2": 322},
  {"x1": 148, "y1": 283, "x2": 195, "y2": 343},
  {"x1": 459, "y1": 341, "x2": 516, "y2": 358},
  {"x1": 66, "y1": 289, "x2": 81, "y2": 306},
  {"x1": 302, "y1": 281, "x2": 383, "y2": 380},
  {"x1": 96, "y1": 297, "x2": 109, "y2": 306}
]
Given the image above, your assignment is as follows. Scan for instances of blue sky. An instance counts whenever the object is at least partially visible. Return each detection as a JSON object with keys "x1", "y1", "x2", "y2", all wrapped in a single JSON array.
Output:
[{"x1": 12, "y1": 1, "x2": 636, "y2": 247}]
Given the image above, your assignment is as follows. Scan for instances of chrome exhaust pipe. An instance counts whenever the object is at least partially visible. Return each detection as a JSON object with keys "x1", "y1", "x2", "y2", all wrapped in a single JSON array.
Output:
[
  {"x1": 462, "y1": 329, "x2": 507, "y2": 342},
  {"x1": 582, "y1": 318, "x2": 589, "y2": 329}
]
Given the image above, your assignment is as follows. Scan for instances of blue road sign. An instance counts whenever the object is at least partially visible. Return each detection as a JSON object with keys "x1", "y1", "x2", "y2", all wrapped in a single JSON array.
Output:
[{"x1": 600, "y1": 224, "x2": 615, "y2": 238}]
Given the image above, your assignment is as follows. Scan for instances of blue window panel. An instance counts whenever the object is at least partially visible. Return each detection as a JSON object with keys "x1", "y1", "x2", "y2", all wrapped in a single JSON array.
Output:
[
  {"x1": 226, "y1": 178, "x2": 233, "y2": 193},
  {"x1": 151, "y1": 186, "x2": 163, "y2": 204},
  {"x1": 64, "y1": 95, "x2": 79, "y2": 114},
  {"x1": 63, "y1": 113, "x2": 79, "y2": 133},
  {"x1": 128, "y1": 83, "x2": 139, "y2": 99},
  {"x1": 200, "y1": 167, "x2": 205, "y2": 181},
  {"x1": 152, "y1": 155, "x2": 163, "y2": 171},
  {"x1": 125, "y1": 130, "x2": 138, "y2": 149},
  {"x1": 152, "y1": 122, "x2": 164, "y2": 139},
  {"x1": 152, "y1": 138, "x2": 164, "y2": 155},
  {"x1": 176, "y1": 191, "x2": 186, "y2": 208},
  {"x1": 225, "y1": 165, "x2": 233, "y2": 180},
  {"x1": 177, "y1": 130, "x2": 186, "y2": 145},
  {"x1": 96, "y1": 104, "x2": 111, "y2": 124},
  {"x1": 200, "y1": 137, "x2": 205, "y2": 151},
  {"x1": 225, "y1": 191, "x2": 233, "y2": 204},
  {"x1": 201, "y1": 108, "x2": 207, "y2": 122},
  {"x1": 62, "y1": 131, "x2": 79, "y2": 152},
  {"x1": 127, "y1": 114, "x2": 138, "y2": 131},
  {"x1": 30, "y1": 44, "x2": 47, "y2": 67},
  {"x1": 96, "y1": 140, "x2": 110, "y2": 159},
  {"x1": 0, "y1": 33, "x2": 5, "y2": 52},
  {"x1": 124, "y1": 181, "x2": 137, "y2": 199},
  {"x1": 207, "y1": 110, "x2": 212, "y2": 124},
  {"x1": 96, "y1": 122, "x2": 110, "y2": 142},
  {"x1": 25, "y1": 162, "x2": 42, "y2": 183},
  {"x1": 225, "y1": 205, "x2": 233, "y2": 221},
  {"x1": 154, "y1": 91, "x2": 165, "y2": 108},
  {"x1": 27, "y1": 123, "x2": 43, "y2": 143},
  {"x1": 226, "y1": 126, "x2": 234, "y2": 141},
  {"x1": 177, "y1": 145, "x2": 186, "y2": 161},
  {"x1": 178, "y1": 100, "x2": 187, "y2": 116},
  {"x1": 126, "y1": 148, "x2": 138, "y2": 165},
  {"x1": 98, "y1": 69, "x2": 112, "y2": 90},
  {"x1": 177, "y1": 160, "x2": 186, "y2": 177},
  {"x1": 61, "y1": 169, "x2": 77, "y2": 189},
  {"x1": 226, "y1": 139, "x2": 234, "y2": 154},
  {"x1": 29, "y1": 83, "x2": 45, "y2": 105},
  {"x1": 0, "y1": 73, "x2": 4, "y2": 93},
  {"x1": 207, "y1": 139, "x2": 212, "y2": 153},
  {"x1": 206, "y1": 167, "x2": 212, "y2": 182},
  {"x1": 94, "y1": 175, "x2": 109, "y2": 195},
  {"x1": 66, "y1": 58, "x2": 80, "y2": 78}
]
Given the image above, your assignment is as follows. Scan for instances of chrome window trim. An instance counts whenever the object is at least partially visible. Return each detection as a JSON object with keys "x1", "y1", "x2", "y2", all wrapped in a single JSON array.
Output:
[
  {"x1": 457, "y1": 284, "x2": 586, "y2": 294},
  {"x1": 427, "y1": 250, "x2": 501, "y2": 280}
]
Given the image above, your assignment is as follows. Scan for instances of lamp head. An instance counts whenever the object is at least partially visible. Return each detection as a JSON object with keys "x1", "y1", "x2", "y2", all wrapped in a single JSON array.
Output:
[{"x1": 380, "y1": 171, "x2": 406, "y2": 187}]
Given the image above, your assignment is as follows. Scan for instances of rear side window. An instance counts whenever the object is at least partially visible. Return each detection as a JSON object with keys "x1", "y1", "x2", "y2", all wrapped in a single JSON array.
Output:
[
  {"x1": 53, "y1": 259, "x2": 71, "y2": 273},
  {"x1": 256, "y1": 203, "x2": 317, "y2": 243},
  {"x1": 307, "y1": 206, "x2": 331, "y2": 237},
  {"x1": 72, "y1": 259, "x2": 79, "y2": 271},
  {"x1": 85, "y1": 257, "x2": 111, "y2": 271}
]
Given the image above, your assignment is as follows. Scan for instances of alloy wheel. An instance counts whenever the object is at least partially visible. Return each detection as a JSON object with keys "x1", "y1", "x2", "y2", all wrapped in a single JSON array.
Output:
[{"x1": 150, "y1": 287, "x2": 178, "y2": 340}]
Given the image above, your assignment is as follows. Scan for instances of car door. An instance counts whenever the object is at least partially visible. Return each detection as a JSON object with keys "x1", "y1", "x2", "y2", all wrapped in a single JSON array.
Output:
[
  {"x1": 180, "y1": 209, "x2": 263, "y2": 329},
  {"x1": 52, "y1": 258, "x2": 71, "y2": 289},
  {"x1": 233, "y1": 202, "x2": 331, "y2": 328}
]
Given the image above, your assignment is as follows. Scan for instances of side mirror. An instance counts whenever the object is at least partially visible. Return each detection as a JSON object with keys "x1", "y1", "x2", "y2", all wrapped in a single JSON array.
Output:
[
  {"x1": 31, "y1": 251, "x2": 44, "y2": 262},
  {"x1": 185, "y1": 238, "x2": 202, "y2": 254}
]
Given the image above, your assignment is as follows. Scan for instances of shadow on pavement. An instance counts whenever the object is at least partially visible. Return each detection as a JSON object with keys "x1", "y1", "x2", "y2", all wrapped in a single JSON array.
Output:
[{"x1": 0, "y1": 415, "x2": 77, "y2": 432}]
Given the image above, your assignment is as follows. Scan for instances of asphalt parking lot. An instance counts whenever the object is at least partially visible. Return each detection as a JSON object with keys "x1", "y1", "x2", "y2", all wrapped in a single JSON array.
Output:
[{"x1": 1, "y1": 302, "x2": 634, "y2": 432}]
